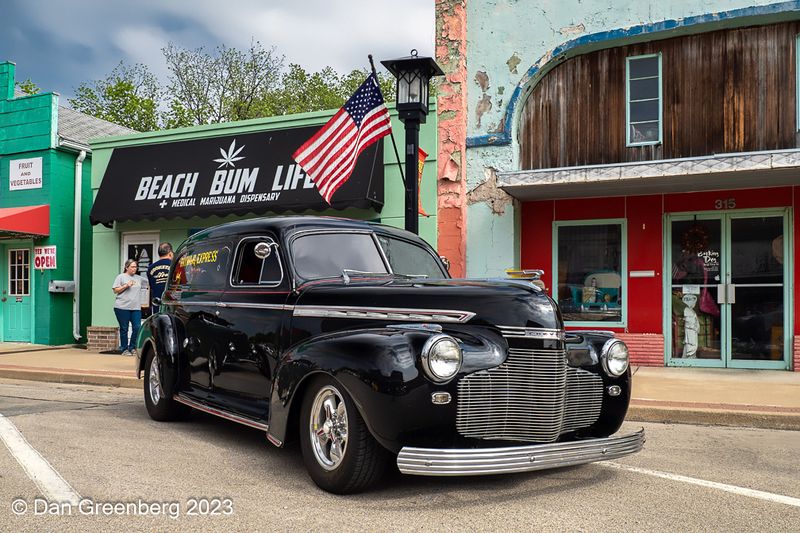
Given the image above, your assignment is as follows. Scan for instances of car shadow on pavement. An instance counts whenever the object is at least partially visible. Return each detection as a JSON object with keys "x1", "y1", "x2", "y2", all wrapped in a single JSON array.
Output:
[{"x1": 112, "y1": 398, "x2": 619, "y2": 500}]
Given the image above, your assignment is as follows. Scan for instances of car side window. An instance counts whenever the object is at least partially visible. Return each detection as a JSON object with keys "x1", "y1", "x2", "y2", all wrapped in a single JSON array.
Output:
[
  {"x1": 170, "y1": 243, "x2": 231, "y2": 289},
  {"x1": 376, "y1": 235, "x2": 446, "y2": 278},
  {"x1": 232, "y1": 237, "x2": 283, "y2": 286}
]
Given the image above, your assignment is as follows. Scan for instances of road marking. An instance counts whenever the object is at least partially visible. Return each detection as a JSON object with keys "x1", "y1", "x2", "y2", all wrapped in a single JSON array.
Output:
[
  {"x1": 0, "y1": 414, "x2": 81, "y2": 505},
  {"x1": 604, "y1": 461, "x2": 800, "y2": 508}
]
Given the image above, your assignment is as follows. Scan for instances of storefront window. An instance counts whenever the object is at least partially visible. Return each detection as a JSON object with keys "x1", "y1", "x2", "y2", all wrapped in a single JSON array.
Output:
[{"x1": 554, "y1": 222, "x2": 624, "y2": 324}]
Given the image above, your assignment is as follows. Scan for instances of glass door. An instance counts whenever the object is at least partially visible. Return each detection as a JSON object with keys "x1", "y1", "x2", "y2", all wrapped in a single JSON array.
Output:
[
  {"x1": 668, "y1": 216, "x2": 724, "y2": 366},
  {"x1": 726, "y1": 214, "x2": 788, "y2": 369},
  {"x1": 667, "y1": 211, "x2": 789, "y2": 369}
]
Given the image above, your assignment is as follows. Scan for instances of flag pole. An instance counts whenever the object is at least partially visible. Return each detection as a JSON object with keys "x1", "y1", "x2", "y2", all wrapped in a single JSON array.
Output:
[{"x1": 369, "y1": 54, "x2": 405, "y2": 187}]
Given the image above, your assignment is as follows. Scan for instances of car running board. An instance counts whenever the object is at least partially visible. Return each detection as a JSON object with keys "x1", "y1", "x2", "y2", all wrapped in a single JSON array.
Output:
[{"x1": 174, "y1": 393, "x2": 269, "y2": 432}]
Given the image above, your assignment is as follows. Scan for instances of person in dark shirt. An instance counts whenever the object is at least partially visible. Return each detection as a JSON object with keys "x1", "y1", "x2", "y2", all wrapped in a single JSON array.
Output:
[{"x1": 147, "y1": 242, "x2": 173, "y2": 314}]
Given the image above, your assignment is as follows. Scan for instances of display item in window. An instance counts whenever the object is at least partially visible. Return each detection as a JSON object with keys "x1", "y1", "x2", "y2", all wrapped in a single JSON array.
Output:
[{"x1": 681, "y1": 293, "x2": 699, "y2": 358}]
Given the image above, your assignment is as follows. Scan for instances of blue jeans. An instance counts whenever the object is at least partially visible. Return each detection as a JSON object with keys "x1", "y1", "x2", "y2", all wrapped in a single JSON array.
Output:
[{"x1": 114, "y1": 308, "x2": 142, "y2": 352}]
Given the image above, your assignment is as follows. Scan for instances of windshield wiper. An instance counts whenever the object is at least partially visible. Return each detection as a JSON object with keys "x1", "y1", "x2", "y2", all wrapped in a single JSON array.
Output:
[
  {"x1": 340, "y1": 270, "x2": 428, "y2": 284},
  {"x1": 390, "y1": 273, "x2": 428, "y2": 280},
  {"x1": 341, "y1": 269, "x2": 390, "y2": 284}
]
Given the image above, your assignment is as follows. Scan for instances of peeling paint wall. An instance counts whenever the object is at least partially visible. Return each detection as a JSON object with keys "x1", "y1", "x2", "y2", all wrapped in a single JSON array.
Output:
[
  {"x1": 465, "y1": 144, "x2": 518, "y2": 276},
  {"x1": 465, "y1": 0, "x2": 786, "y2": 140},
  {"x1": 458, "y1": 0, "x2": 791, "y2": 277},
  {"x1": 436, "y1": 0, "x2": 468, "y2": 276}
]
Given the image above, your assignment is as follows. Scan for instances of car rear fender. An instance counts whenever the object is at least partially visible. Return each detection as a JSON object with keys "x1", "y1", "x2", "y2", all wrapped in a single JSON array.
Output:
[{"x1": 137, "y1": 314, "x2": 185, "y2": 391}]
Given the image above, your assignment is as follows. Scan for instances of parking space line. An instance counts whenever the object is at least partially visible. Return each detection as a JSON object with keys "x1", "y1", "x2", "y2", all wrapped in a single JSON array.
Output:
[
  {"x1": 603, "y1": 461, "x2": 800, "y2": 508},
  {"x1": 0, "y1": 413, "x2": 81, "y2": 505}
]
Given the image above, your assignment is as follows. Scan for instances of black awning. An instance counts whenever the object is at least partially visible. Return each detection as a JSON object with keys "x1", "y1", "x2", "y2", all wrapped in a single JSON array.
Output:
[{"x1": 90, "y1": 126, "x2": 384, "y2": 226}]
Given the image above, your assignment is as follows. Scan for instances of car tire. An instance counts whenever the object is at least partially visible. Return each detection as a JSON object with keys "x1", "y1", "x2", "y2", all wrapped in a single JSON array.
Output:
[
  {"x1": 299, "y1": 375, "x2": 389, "y2": 494},
  {"x1": 143, "y1": 347, "x2": 189, "y2": 422}
]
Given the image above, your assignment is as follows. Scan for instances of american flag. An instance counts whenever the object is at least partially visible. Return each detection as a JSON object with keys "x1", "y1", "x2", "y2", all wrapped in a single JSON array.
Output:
[{"x1": 292, "y1": 74, "x2": 391, "y2": 204}]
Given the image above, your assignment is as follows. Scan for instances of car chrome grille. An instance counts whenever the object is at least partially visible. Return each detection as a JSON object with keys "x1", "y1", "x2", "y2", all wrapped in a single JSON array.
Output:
[{"x1": 456, "y1": 345, "x2": 603, "y2": 443}]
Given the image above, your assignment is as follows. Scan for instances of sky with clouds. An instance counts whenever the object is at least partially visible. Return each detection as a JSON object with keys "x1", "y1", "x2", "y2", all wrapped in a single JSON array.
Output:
[{"x1": 1, "y1": 0, "x2": 435, "y2": 102}]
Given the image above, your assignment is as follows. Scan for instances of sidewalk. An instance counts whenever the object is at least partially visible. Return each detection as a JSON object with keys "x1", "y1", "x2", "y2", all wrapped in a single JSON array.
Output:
[{"x1": 0, "y1": 344, "x2": 798, "y2": 430}]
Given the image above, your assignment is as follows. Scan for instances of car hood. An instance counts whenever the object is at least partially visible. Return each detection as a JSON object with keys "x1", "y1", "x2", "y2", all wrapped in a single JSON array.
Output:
[{"x1": 294, "y1": 278, "x2": 562, "y2": 330}]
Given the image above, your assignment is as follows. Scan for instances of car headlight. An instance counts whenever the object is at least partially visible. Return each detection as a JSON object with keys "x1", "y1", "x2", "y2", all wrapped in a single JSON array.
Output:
[
  {"x1": 601, "y1": 339, "x2": 629, "y2": 377},
  {"x1": 421, "y1": 335, "x2": 462, "y2": 383}
]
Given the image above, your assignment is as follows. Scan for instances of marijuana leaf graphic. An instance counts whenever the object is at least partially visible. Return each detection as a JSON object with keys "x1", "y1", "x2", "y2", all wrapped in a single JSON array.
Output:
[{"x1": 213, "y1": 139, "x2": 246, "y2": 168}]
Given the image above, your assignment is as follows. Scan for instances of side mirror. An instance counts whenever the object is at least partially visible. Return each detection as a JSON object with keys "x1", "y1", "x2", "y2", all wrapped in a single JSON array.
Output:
[
  {"x1": 152, "y1": 297, "x2": 162, "y2": 307},
  {"x1": 254, "y1": 242, "x2": 273, "y2": 259},
  {"x1": 439, "y1": 256, "x2": 451, "y2": 272}
]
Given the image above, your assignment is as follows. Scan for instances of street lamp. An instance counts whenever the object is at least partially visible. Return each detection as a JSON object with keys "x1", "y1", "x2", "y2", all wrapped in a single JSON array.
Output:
[{"x1": 382, "y1": 50, "x2": 444, "y2": 234}]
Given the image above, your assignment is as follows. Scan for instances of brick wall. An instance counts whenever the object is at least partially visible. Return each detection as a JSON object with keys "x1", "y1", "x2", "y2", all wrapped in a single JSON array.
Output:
[
  {"x1": 794, "y1": 336, "x2": 800, "y2": 372},
  {"x1": 616, "y1": 333, "x2": 664, "y2": 367},
  {"x1": 87, "y1": 326, "x2": 119, "y2": 353}
]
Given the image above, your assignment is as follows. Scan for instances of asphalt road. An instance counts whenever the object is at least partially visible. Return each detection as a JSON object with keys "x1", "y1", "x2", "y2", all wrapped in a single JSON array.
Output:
[{"x1": 0, "y1": 377, "x2": 798, "y2": 532}]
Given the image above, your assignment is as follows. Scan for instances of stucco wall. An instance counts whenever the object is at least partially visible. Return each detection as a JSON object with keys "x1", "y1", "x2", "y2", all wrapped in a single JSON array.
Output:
[{"x1": 457, "y1": 0, "x2": 799, "y2": 276}]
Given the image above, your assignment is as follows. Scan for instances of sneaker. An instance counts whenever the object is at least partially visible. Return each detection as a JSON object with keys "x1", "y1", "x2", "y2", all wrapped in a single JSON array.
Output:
[
  {"x1": 130, "y1": 349, "x2": 138, "y2": 356},
  {"x1": 121, "y1": 350, "x2": 131, "y2": 356}
]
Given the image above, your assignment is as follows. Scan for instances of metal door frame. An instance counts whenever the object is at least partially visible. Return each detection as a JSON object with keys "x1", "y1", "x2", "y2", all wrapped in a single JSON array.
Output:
[
  {"x1": 664, "y1": 208, "x2": 792, "y2": 370},
  {"x1": 724, "y1": 210, "x2": 791, "y2": 370}
]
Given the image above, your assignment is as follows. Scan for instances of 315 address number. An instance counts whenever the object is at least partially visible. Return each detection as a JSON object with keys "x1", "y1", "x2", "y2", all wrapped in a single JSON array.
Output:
[{"x1": 714, "y1": 198, "x2": 736, "y2": 210}]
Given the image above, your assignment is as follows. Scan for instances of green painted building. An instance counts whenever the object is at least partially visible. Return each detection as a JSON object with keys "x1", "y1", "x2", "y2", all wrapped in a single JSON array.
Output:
[
  {"x1": 87, "y1": 103, "x2": 437, "y2": 350},
  {"x1": 0, "y1": 61, "x2": 134, "y2": 345}
]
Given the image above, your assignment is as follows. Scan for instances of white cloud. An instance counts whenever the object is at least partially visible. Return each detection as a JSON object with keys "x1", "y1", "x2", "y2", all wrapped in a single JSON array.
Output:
[
  {"x1": 112, "y1": 26, "x2": 173, "y2": 80},
  {"x1": 3, "y1": 0, "x2": 435, "y2": 97}
]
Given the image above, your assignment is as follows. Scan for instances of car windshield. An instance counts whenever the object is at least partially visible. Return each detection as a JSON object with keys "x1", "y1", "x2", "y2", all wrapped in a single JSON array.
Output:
[{"x1": 291, "y1": 232, "x2": 389, "y2": 280}]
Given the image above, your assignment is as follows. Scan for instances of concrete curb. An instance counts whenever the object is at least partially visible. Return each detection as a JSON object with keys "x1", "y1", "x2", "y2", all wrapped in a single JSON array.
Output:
[
  {"x1": 2, "y1": 367, "x2": 798, "y2": 431},
  {"x1": 627, "y1": 405, "x2": 800, "y2": 431},
  {"x1": 0, "y1": 368, "x2": 140, "y2": 389}
]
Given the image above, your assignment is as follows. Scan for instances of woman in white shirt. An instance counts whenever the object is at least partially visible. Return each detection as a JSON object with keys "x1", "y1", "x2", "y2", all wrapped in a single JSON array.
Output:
[{"x1": 112, "y1": 259, "x2": 145, "y2": 355}]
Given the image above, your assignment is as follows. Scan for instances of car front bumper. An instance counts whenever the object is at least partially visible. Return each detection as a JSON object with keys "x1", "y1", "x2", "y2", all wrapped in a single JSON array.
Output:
[{"x1": 396, "y1": 428, "x2": 645, "y2": 476}]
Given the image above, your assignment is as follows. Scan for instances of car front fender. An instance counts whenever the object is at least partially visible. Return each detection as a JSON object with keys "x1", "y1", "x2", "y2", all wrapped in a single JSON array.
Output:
[{"x1": 267, "y1": 328, "x2": 454, "y2": 453}]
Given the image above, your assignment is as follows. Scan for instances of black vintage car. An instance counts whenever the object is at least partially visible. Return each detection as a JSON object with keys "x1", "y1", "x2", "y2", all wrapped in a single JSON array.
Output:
[{"x1": 136, "y1": 216, "x2": 644, "y2": 493}]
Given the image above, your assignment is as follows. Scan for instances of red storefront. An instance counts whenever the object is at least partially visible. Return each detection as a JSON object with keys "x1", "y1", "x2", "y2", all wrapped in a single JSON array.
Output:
[
  {"x1": 486, "y1": 19, "x2": 800, "y2": 372},
  {"x1": 518, "y1": 184, "x2": 798, "y2": 371}
]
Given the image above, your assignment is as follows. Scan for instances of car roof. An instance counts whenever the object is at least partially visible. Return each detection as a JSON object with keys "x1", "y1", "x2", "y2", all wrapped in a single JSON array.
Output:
[{"x1": 183, "y1": 215, "x2": 429, "y2": 248}]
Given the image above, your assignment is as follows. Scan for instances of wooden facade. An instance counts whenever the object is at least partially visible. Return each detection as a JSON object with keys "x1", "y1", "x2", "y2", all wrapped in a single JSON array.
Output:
[{"x1": 519, "y1": 21, "x2": 800, "y2": 170}]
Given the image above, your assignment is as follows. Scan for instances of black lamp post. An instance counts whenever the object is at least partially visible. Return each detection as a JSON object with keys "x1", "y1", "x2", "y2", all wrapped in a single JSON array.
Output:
[{"x1": 381, "y1": 50, "x2": 444, "y2": 234}]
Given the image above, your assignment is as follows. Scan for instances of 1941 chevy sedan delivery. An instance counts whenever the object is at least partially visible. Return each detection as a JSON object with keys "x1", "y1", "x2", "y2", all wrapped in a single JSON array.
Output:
[{"x1": 136, "y1": 216, "x2": 644, "y2": 493}]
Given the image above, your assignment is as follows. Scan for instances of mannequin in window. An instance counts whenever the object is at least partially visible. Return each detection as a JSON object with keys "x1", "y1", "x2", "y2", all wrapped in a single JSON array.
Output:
[{"x1": 682, "y1": 293, "x2": 699, "y2": 358}]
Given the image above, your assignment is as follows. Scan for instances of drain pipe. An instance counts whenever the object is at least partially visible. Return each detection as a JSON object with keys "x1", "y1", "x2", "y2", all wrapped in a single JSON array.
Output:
[
  {"x1": 72, "y1": 149, "x2": 86, "y2": 341},
  {"x1": 60, "y1": 139, "x2": 89, "y2": 342}
]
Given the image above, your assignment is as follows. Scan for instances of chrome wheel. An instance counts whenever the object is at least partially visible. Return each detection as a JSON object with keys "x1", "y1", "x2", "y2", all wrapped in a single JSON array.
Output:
[
  {"x1": 309, "y1": 385, "x2": 349, "y2": 471},
  {"x1": 148, "y1": 352, "x2": 163, "y2": 405}
]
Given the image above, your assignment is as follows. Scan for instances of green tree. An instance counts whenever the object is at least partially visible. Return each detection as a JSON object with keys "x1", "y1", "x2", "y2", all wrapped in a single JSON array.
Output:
[
  {"x1": 261, "y1": 64, "x2": 343, "y2": 115},
  {"x1": 163, "y1": 40, "x2": 283, "y2": 125},
  {"x1": 262, "y1": 65, "x2": 397, "y2": 116},
  {"x1": 15, "y1": 78, "x2": 40, "y2": 95},
  {"x1": 339, "y1": 68, "x2": 396, "y2": 102},
  {"x1": 68, "y1": 62, "x2": 160, "y2": 131}
]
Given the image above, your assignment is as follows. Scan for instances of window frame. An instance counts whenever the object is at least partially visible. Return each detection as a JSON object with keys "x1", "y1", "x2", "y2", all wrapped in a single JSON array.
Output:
[
  {"x1": 626, "y1": 52, "x2": 663, "y2": 147},
  {"x1": 229, "y1": 235, "x2": 285, "y2": 288},
  {"x1": 796, "y1": 35, "x2": 800, "y2": 131},
  {"x1": 551, "y1": 219, "x2": 628, "y2": 328},
  {"x1": 375, "y1": 232, "x2": 448, "y2": 279},
  {"x1": 8, "y1": 248, "x2": 31, "y2": 296},
  {"x1": 168, "y1": 240, "x2": 232, "y2": 290},
  {"x1": 287, "y1": 229, "x2": 391, "y2": 283}
]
